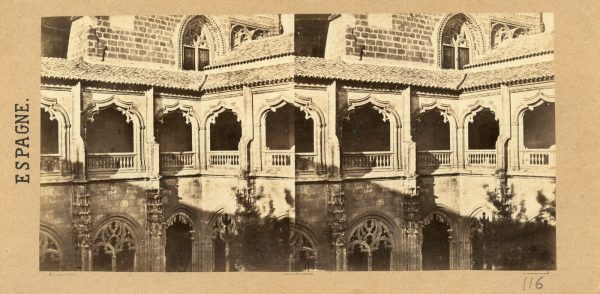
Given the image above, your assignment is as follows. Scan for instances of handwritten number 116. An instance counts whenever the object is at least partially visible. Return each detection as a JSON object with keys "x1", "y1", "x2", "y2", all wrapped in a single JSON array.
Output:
[{"x1": 523, "y1": 276, "x2": 544, "y2": 291}]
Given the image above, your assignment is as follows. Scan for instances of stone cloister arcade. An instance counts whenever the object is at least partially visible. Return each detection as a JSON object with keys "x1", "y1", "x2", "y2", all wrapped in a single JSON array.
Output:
[{"x1": 40, "y1": 81, "x2": 555, "y2": 272}]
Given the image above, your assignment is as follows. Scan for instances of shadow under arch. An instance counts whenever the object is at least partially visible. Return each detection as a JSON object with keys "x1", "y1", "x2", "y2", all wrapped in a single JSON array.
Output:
[{"x1": 164, "y1": 205, "x2": 199, "y2": 272}]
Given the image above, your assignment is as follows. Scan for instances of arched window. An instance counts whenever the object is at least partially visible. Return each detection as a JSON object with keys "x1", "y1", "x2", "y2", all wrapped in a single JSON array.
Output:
[
  {"x1": 92, "y1": 220, "x2": 137, "y2": 272},
  {"x1": 491, "y1": 24, "x2": 510, "y2": 49},
  {"x1": 441, "y1": 14, "x2": 471, "y2": 69},
  {"x1": 231, "y1": 25, "x2": 250, "y2": 49},
  {"x1": 347, "y1": 219, "x2": 393, "y2": 271},
  {"x1": 182, "y1": 17, "x2": 210, "y2": 71}
]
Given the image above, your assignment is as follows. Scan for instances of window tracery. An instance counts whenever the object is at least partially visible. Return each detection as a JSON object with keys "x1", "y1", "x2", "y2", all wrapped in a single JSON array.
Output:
[
  {"x1": 92, "y1": 220, "x2": 137, "y2": 272},
  {"x1": 441, "y1": 14, "x2": 471, "y2": 69},
  {"x1": 491, "y1": 22, "x2": 530, "y2": 48},
  {"x1": 347, "y1": 218, "x2": 393, "y2": 271},
  {"x1": 182, "y1": 18, "x2": 210, "y2": 70}
]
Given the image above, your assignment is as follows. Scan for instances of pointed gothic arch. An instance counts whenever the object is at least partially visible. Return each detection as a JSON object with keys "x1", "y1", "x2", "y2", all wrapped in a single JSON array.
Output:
[
  {"x1": 83, "y1": 96, "x2": 145, "y2": 173},
  {"x1": 204, "y1": 210, "x2": 237, "y2": 272},
  {"x1": 434, "y1": 13, "x2": 486, "y2": 69},
  {"x1": 514, "y1": 91, "x2": 556, "y2": 169},
  {"x1": 164, "y1": 207, "x2": 197, "y2": 272},
  {"x1": 341, "y1": 95, "x2": 402, "y2": 171},
  {"x1": 346, "y1": 214, "x2": 398, "y2": 271},
  {"x1": 155, "y1": 101, "x2": 200, "y2": 171},
  {"x1": 202, "y1": 101, "x2": 243, "y2": 169},
  {"x1": 40, "y1": 97, "x2": 71, "y2": 174},
  {"x1": 174, "y1": 15, "x2": 226, "y2": 70},
  {"x1": 39, "y1": 223, "x2": 67, "y2": 271},
  {"x1": 421, "y1": 208, "x2": 455, "y2": 270},
  {"x1": 91, "y1": 215, "x2": 142, "y2": 272},
  {"x1": 289, "y1": 224, "x2": 319, "y2": 272},
  {"x1": 256, "y1": 92, "x2": 326, "y2": 172}
]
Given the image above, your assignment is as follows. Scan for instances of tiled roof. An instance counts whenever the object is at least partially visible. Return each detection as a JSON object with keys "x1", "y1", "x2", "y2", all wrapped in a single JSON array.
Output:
[
  {"x1": 42, "y1": 57, "x2": 206, "y2": 90},
  {"x1": 460, "y1": 61, "x2": 554, "y2": 90},
  {"x1": 295, "y1": 57, "x2": 465, "y2": 90},
  {"x1": 42, "y1": 55, "x2": 554, "y2": 93},
  {"x1": 42, "y1": 57, "x2": 293, "y2": 92},
  {"x1": 466, "y1": 33, "x2": 553, "y2": 69},
  {"x1": 206, "y1": 33, "x2": 294, "y2": 69},
  {"x1": 203, "y1": 62, "x2": 293, "y2": 91}
]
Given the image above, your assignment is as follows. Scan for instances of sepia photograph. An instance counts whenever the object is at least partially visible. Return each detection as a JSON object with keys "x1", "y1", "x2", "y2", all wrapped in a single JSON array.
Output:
[{"x1": 39, "y1": 13, "x2": 555, "y2": 272}]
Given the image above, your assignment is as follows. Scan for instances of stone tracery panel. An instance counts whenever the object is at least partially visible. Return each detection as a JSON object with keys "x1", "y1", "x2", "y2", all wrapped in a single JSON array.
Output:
[
  {"x1": 347, "y1": 218, "x2": 393, "y2": 271},
  {"x1": 91, "y1": 219, "x2": 138, "y2": 272}
]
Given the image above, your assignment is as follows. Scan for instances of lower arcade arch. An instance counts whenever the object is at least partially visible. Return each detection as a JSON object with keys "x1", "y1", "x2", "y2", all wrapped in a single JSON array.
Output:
[
  {"x1": 421, "y1": 212, "x2": 452, "y2": 270},
  {"x1": 289, "y1": 227, "x2": 318, "y2": 272},
  {"x1": 346, "y1": 217, "x2": 394, "y2": 271},
  {"x1": 91, "y1": 217, "x2": 140, "y2": 272},
  {"x1": 165, "y1": 211, "x2": 195, "y2": 272}
]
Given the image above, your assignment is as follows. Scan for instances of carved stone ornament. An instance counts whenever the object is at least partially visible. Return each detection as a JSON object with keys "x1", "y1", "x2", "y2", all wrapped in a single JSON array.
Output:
[{"x1": 348, "y1": 219, "x2": 393, "y2": 253}]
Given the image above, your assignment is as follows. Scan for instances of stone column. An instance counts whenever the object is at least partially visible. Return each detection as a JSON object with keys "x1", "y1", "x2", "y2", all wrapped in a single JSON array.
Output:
[
  {"x1": 327, "y1": 183, "x2": 346, "y2": 271},
  {"x1": 239, "y1": 86, "x2": 254, "y2": 175},
  {"x1": 456, "y1": 126, "x2": 465, "y2": 168},
  {"x1": 145, "y1": 183, "x2": 165, "y2": 272},
  {"x1": 71, "y1": 183, "x2": 92, "y2": 271},
  {"x1": 326, "y1": 81, "x2": 341, "y2": 179},
  {"x1": 401, "y1": 194, "x2": 422, "y2": 270}
]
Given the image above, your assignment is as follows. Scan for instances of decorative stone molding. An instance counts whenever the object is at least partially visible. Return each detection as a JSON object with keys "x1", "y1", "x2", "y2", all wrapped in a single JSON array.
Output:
[
  {"x1": 343, "y1": 94, "x2": 401, "y2": 127},
  {"x1": 156, "y1": 100, "x2": 199, "y2": 128}
]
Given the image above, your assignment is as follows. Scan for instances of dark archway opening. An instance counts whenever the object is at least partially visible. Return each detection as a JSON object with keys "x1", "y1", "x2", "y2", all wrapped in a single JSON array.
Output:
[
  {"x1": 295, "y1": 107, "x2": 314, "y2": 153},
  {"x1": 347, "y1": 245, "x2": 368, "y2": 271},
  {"x1": 213, "y1": 237, "x2": 227, "y2": 272},
  {"x1": 415, "y1": 110, "x2": 450, "y2": 151},
  {"x1": 157, "y1": 111, "x2": 192, "y2": 152},
  {"x1": 165, "y1": 220, "x2": 193, "y2": 272},
  {"x1": 372, "y1": 242, "x2": 392, "y2": 271},
  {"x1": 210, "y1": 110, "x2": 242, "y2": 151},
  {"x1": 468, "y1": 109, "x2": 499, "y2": 150},
  {"x1": 92, "y1": 249, "x2": 113, "y2": 272},
  {"x1": 86, "y1": 108, "x2": 133, "y2": 153},
  {"x1": 342, "y1": 105, "x2": 390, "y2": 152},
  {"x1": 523, "y1": 102, "x2": 555, "y2": 149},
  {"x1": 115, "y1": 243, "x2": 135, "y2": 272},
  {"x1": 471, "y1": 228, "x2": 484, "y2": 270},
  {"x1": 266, "y1": 104, "x2": 294, "y2": 150},
  {"x1": 41, "y1": 109, "x2": 59, "y2": 154},
  {"x1": 422, "y1": 217, "x2": 450, "y2": 270}
]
